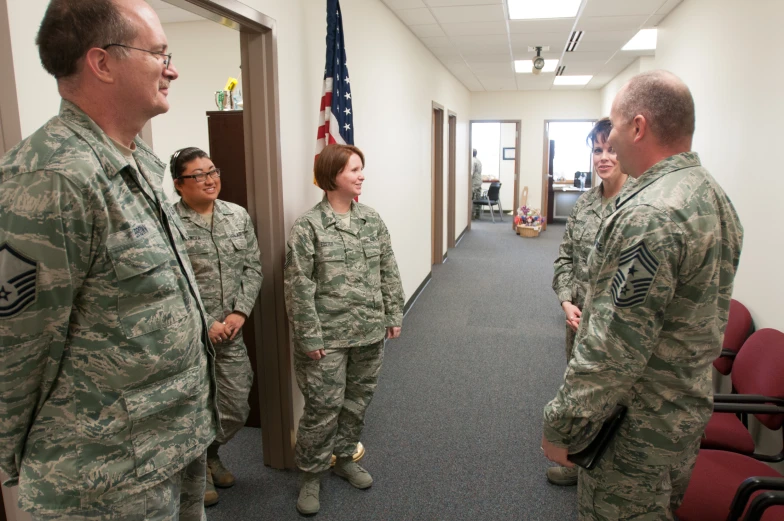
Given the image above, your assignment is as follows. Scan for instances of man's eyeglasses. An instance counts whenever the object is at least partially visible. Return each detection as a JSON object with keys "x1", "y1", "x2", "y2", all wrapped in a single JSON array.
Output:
[
  {"x1": 103, "y1": 44, "x2": 173, "y2": 69},
  {"x1": 178, "y1": 169, "x2": 221, "y2": 183}
]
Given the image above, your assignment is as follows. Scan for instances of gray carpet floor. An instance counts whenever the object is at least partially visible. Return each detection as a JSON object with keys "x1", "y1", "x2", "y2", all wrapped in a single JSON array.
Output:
[{"x1": 206, "y1": 219, "x2": 577, "y2": 520}]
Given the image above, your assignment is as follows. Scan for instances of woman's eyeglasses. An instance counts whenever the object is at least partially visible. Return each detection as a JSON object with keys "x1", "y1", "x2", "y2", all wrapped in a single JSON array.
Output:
[{"x1": 178, "y1": 169, "x2": 221, "y2": 183}]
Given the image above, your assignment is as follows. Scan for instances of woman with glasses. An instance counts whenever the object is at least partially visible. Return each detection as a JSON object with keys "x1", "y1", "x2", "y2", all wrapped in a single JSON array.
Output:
[{"x1": 170, "y1": 147, "x2": 263, "y2": 507}]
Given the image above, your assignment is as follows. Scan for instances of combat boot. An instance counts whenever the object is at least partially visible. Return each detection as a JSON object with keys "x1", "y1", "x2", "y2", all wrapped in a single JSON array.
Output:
[
  {"x1": 546, "y1": 465, "x2": 578, "y2": 486},
  {"x1": 207, "y1": 453, "x2": 236, "y2": 488},
  {"x1": 333, "y1": 457, "x2": 373, "y2": 489},
  {"x1": 296, "y1": 472, "x2": 321, "y2": 515},
  {"x1": 204, "y1": 468, "x2": 219, "y2": 507}
]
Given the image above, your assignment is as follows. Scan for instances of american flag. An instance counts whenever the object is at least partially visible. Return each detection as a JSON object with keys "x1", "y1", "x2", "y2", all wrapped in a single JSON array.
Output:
[{"x1": 315, "y1": 0, "x2": 354, "y2": 158}]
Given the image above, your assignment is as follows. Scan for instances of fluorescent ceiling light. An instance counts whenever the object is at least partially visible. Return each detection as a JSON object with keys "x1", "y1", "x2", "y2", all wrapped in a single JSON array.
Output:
[
  {"x1": 507, "y1": 0, "x2": 582, "y2": 20},
  {"x1": 553, "y1": 75, "x2": 592, "y2": 86},
  {"x1": 515, "y1": 59, "x2": 558, "y2": 73},
  {"x1": 622, "y1": 29, "x2": 657, "y2": 50}
]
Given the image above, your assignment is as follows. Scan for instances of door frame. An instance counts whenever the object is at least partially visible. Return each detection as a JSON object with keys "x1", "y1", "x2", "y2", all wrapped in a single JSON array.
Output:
[
  {"x1": 541, "y1": 119, "x2": 597, "y2": 231},
  {"x1": 468, "y1": 119, "x2": 522, "y2": 231},
  {"x1": 161, "y1": 0, "x2": 295, "y2": 469},
  {"x1": 0, "y1": 0, "x2": 21, "y2": 156},
  {"x1": 447, "y1": 112, "x2": 457, "y2": 249},
  {"x1": 432, "y1": 102, "x2": 445, "y2": 265}
]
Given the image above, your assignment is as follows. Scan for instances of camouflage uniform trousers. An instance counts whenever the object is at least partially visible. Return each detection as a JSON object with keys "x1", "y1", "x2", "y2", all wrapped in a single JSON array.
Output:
[
  {"x1": 472, "y1": 188, "x2": 483, "y2": 218},
  {"x1": 31, "y1": 453, "x2": 207, "y2": 521},
  {"x1": 565, "y1": 324, "x2": 577, "y2": 362},
  {"x1": 294, "y1": 340, "x2": 385, "y2": 473},
  {"x1": 214, "y1": 331, "x2": 254, "y2": 444},
  {"x1": 577, "y1": 433, "x2": 701, "y2": 520}
]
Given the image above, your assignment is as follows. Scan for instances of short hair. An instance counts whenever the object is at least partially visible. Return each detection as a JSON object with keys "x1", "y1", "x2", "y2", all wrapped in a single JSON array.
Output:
[
  {"x1": 170, "y1": 147, "x2": 209, "y2": 180},
  {"x1": 586, "y1": 117, "x2": 612, "y2": 148},
  {"x1": 472, "y1": 149, "x2": 477, "y2": 157},
  {"x1": 314, "y1": 144, "x2": 365, "y2": 191},
  {"x1": 615, "y1": 70, "x2": 695, "y2": 145},
  {"x1": 36, "y1": 0, "x2": 137, "y2": 79}
]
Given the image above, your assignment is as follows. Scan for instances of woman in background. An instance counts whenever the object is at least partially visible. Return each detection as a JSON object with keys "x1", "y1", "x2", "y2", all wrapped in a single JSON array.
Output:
[
  {"x1": 549, "y1": 118, "x2": 632, "y2": 487},
  {"x1": 170, "y1": 147, "x2": 263, "y2": 507}
]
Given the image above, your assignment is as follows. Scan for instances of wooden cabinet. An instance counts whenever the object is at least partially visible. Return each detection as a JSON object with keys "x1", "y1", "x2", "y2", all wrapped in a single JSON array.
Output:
[{"x1": 206, "y1": 110, "x2": 261, "y2": 428}]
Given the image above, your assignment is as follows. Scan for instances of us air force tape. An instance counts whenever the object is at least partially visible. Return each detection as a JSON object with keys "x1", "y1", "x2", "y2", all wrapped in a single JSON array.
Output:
[{"x1": 610, "y1": 240, "x2": 660, "y2": 309}]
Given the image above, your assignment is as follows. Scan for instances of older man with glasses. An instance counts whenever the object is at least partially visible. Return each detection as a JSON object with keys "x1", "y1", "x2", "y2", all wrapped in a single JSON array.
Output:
[{"x1": 0, "y1": 0, "x2": 218, "y2": 519}]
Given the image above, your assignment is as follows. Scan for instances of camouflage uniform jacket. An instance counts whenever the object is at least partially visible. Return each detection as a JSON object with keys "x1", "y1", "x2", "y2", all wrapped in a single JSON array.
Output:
[
  {"x1": 175, "y1": 199, "x2": 263, "y2": 325},
  {"x1": 543, "y1": 153, "x2": 743, "y2": 453},
  {"x1": 552, "y1": 176, "x2": 634, "y2": 309},
  {"x1": 284, "y1": 197, "x2": 405, "y2": 354},
  {"x1": 0, "y1": 101, "x2": 218, "y2": 514},
  {"x1": 472, "y1": 158, "x2": 483, "y2": 191}
]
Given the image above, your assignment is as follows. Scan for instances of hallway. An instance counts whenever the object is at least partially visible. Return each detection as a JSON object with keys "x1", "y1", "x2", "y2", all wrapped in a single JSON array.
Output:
[{"x1": 208, "y1": 221, "x2": 578, "y2": 520}]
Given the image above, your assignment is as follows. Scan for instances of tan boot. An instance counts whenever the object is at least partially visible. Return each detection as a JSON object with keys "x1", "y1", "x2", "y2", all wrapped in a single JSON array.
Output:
[
  {"x1": 204, "y1": 468, "x2": 219, "y2": 507},
  {"x1": 333, "y1": 457, "x2": 373, "y2": 489},
  {"x1": 546, "y1": 465, "x2": 578, "y2": 486},
  {"x1": 296, "y1": 472, "x2": 321, "y2": 515},
  {"x1": 207, "y1": 453, "x2": 236, "y2": 488}
]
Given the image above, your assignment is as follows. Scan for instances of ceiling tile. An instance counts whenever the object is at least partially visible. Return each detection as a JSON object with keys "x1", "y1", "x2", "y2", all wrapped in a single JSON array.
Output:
[
  {"x1": 381, "y1": 0, "x2": 427, "y2": 9},
  {"x1": 556, "y1": 61, "x2": 603, "y2": 75},
  {"x1": 516, "y1": 74, "x2": 556, "y2": 90},
  {"x1": 582, "y1": 0, "x2": 667, "y2": 18},
  {"x1": 429, "y1": 45, "x2": 464, "y2": 57},
  {"x1": 642, "y1": 14, "x2": 665, "y2": 27},
  {"x1": 509, "y1": 32, "x2": 568, "y2": 50},
  {"x1": 440, "y1": 21, "x2": 508, "y2": 36},
  {"x1": 576, "y1": 15, "x2": 647, "y2": 32},
  {"x1": 449, "y1": 34, "x2": 509, "y2": 47},
  {"x1": 409, "y1": 24, "x2": 446, "y2": 37},
  {"x1": 453, "y1": 74, "x2": 485, "y2": 91},
  {"x1": 656, "y1": 0, "x2": 683, "y2": 15},
  {"x1": 478, "y1": 75, "x2": 518, "y2": 91},
  {"x1": 508, "y1": 19, "x2": 576, "y2": 34},
  {"x1": 438, "y1": 56, "x2": 469, "y2": 67},
  {"x1": 468, "y1": 62, "x2": 515, "y2": 76},
  {"x1": 447, "y1": 62, "x2": 478, "y2": 78},
  {"x1": 424, "y1": 0, "x2": 501, "y2": 6},
  {"x1": 458, "y1": 41, "x2": 512, "y2": 55},
  {"x1": 420, "y1": 36, "x2": 453, "y2": 48},
  {"x1": 395, "y1": 8, "x2": 438, "y2": 25},
  {"x1": 571, "y1": 41, "x2": 624, "y2": 52},
  {"x1": 562, "y1": 50, "x2": 614, "y2": 62},
  {"x1": 578, "y1": 30, "x2": 637, "y2": 43},
  {"x1": 464, "y1": 53, "x2": 514, "y2": 65},
  {"x1": 430, "y1": 5, "x2": 505, "y2": 24}
]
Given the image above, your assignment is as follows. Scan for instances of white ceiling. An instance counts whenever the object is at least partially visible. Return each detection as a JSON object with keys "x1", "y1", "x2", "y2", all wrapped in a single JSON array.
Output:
[
  {"x1": 147, "y1": 0, "x2": 204, "y2": 23},
  {"x1": 382, "y1": 0, "x2": 683, "y2": 91}
]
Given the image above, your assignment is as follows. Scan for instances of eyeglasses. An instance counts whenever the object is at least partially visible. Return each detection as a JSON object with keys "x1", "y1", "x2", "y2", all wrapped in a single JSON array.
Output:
[
  {"x1": 103, "y1": 44, "x2": 173, "y2": 69},
  {"x1": 178, "y1": 169, "x2": 221, "y2": 183}
]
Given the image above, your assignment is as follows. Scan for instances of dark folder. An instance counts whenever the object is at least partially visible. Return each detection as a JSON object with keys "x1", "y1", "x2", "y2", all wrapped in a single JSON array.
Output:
[{"x1": 567, "y1": 404, "x2": 628, "y2": 470}]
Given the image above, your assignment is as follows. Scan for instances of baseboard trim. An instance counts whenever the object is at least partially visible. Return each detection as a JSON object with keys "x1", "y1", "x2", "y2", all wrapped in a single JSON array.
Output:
[
  {"x1": 455, "y1": 226, "x2": 468, "y2": 247},
  {"x1": 403, "y1": 272, "x2": 432, "y2": 317}
]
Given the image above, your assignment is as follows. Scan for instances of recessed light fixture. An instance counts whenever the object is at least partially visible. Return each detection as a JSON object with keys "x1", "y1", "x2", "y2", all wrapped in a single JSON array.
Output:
[
  {"x1": 622, "y1": 28, "x2": 657, "y2": 50},
  {"x1": 515, "y1": 59, "x2": 558, "y2": 73},
  {"x1": 553, "y1": 75, "x2": 592, "y2": 86},
  {"x1": 507, "y1": 0, "x2": 582, "y2": 20}
]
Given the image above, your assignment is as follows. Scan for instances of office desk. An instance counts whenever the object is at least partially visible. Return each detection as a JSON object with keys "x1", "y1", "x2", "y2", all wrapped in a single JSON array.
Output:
[{"x1": 553, "y1": 185, "x2": 589, "y2": 220}]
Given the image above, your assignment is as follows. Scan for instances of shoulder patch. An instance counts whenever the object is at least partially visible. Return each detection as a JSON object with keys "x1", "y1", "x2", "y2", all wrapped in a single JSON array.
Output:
[
  {"x1": 0, "y1": 243, "x2": 38, "y2": 317},
  {"x1": 610, "y1": 240, "x2": 659, "y2": 309}
]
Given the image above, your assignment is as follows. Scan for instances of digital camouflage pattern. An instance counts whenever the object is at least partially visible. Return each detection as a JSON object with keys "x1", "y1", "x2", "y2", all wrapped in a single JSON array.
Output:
[
  {"x1": 176, "y1": 199, "x2": 262, "y2": 444},
  {"x1": 284, "y1": 197, "x2": 404, "y2": 354},
  {"x1": 471, "y1": 157, "x2": 483, "y2": 192},
  {"x1": 544, "y1": 152, "x2": 743, "y2": 520},
  {"x1": 552, "y1": 177, "x2": 634, "y2": 360},
  {"x1": 31, "y1": 453, "x2": 207, "y2": 521},
  {"x1": 293, "y1": 341, "x2": 385, "y2": 473},
  {"x1": 284, "y1": 197, "x2": 404, "y2": 472},
  {"x1": 0, "y1": 101, "x2": 218, "y2": 515}
]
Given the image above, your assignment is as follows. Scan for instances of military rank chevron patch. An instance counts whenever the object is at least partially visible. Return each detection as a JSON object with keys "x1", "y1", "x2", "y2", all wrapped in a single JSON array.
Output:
[
  {"x1": 610, "y1": 240, "x2": 660, "y2": 309},
  {"x1": 0, "y1": 243, "x2": 38, "y2": 318}
]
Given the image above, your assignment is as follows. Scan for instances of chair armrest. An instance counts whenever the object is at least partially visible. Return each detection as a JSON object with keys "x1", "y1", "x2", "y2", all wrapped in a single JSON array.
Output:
[
  {"x1": 714, "y1": 394, "x2": 784, "y2": 406},
  {"x1": 713, "y1": 403, "x2": 784, "y2": 414},
  {"x1": 728, "y1": 476, "x2": 784, "y2": 521},
  {"x1": 719, "y1": 349, "x2": 738, "y2": 359},
  {"x1": 744, "y1": 490, "x2": 784, "y2": 521}
]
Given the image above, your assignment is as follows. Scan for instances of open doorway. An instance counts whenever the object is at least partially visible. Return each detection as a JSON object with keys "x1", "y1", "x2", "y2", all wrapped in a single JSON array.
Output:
[
  {"x1": 432, "y1": 103, "x2": 445, "y2": 265},
  {"x1": 541, "y1": 120, "x2": 596, "y2": 228},
  {"x1": 468, "y1": 120, "x2": 521, "y2": 229}
]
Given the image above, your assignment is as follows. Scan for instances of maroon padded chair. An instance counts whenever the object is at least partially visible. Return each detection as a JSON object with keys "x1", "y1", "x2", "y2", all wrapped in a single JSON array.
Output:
[
  {"x1": 701, "y1": 328, "x2": 784, "y2": 460},
  {"x1": 676, "y1": 450, "x2": 784, "y2": 521},
  {"x1": 714, "y1": 299, "x2": 755, "y2": 375}
]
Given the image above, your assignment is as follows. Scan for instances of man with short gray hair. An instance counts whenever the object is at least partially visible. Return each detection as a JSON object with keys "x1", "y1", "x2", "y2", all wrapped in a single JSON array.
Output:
[
  {"x1": 541, "y1": 70, "x2": 743, "y2": 520},
  {"x1": 0, "y1": 0, "x2": 217, "y2": 519}
]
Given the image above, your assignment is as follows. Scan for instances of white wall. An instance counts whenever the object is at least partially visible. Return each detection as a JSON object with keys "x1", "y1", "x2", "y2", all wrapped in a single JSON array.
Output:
[
  {"x1": 151, "y1": 21, "x2": 241, "y2": 199},
  {"x1": 471, "y1": 91, "x2": 601, "y2": 215},
  {"x1": 600, "y1": 0, "x2": 783, "y2": 332}
]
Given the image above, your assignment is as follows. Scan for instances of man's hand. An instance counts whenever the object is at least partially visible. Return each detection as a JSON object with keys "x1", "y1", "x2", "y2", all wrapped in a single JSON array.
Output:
[
  {"x1": 307, "y1": 349, "x2": 327, "y2": 361},
  {"x1": 561, "y1": 301, "x2": 582, "y2": 332},
  {"x1": 541, "y1": 434, "x2": 574, "y2": 468},
  {"x1": 224, "y1": 312, "x2": 247, "y2": 341},
  {"x1": 386, "y1": 327, "x2": 402, "y2": 340},
  {"x1": 209, "y1": 321, "x2": 232, "y2": 345}
]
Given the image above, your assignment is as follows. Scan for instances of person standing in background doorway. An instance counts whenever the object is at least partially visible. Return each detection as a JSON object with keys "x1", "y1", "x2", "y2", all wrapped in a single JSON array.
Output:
[
  {"x1": 171, "y1": 147, "x2": 263, "y2": 508},
  {"x1": 472, "y1": 148, "x2": 483, "y2": 219}
]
